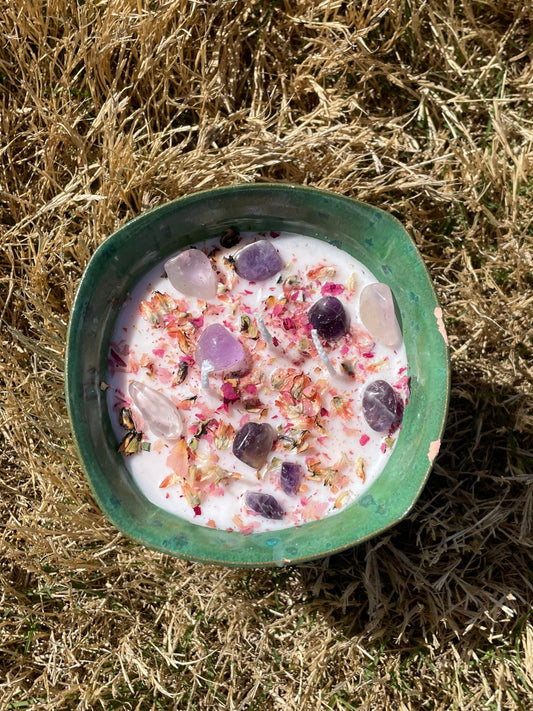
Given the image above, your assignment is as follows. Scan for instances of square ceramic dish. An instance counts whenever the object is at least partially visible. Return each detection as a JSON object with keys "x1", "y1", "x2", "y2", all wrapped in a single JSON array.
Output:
[{"x1": 65, "y1": 184, "x2": 449, "y2": 566}]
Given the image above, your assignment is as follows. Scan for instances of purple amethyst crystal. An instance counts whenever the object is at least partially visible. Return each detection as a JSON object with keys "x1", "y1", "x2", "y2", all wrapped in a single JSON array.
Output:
[
  {"x1": 244, "y1": 492, "x2": 284, "y2": 519},
  {"x1": 308, "y1": 296, "x2": 348, "y2": 341},
  {"x1": 362, "y1": 380, "x2": 403, "y2": 432},
  {"x1": 280, "y1": 462, "x2": 302, "y2": 495},
  {"x1": 234, "y1": 240, "x2": 283, "y2": 281},
  {"x1": 194, "y1": 324, "x2": 247, "y2": 373},
  {"x1": 232, "y1": 422, "x2": 276, "y2": 468}
]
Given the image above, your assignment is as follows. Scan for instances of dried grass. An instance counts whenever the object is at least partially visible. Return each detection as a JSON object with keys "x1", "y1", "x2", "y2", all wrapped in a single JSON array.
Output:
[{"x1": 1, "y1": 0, "x2": 532, "y2": 709}]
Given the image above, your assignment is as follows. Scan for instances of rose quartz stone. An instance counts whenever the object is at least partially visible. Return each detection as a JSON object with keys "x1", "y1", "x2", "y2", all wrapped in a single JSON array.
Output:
[
  {"x1": 165, "y1": 249, "x2": 217, "y2": 299},
  {"x1": 359, "y1": 283, "x2": 402, "y2": 348}
]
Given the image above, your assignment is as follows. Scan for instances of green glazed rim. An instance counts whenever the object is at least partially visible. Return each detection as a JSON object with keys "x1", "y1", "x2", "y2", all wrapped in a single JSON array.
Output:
[{"x1": 65, "y1": 183, "x2": 450, "y2": 567}]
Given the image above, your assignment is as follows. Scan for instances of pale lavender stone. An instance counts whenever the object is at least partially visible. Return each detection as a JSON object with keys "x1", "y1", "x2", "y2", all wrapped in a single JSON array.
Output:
[
  {"x1": 165, "y1": 249, "x2": 217, "y2": 299},
  {"x1": 194, "y1": 324, "x2": 247, "y2": 373},
  {"x1": 234, "y1": 240, "x2": 283, "y2": 281},
  {"x1": 128, "y1": 381, "x2": 183, "y2": 440},
  {"x1": 359, "y1": 283, "x2": 402, "y2": 348}
]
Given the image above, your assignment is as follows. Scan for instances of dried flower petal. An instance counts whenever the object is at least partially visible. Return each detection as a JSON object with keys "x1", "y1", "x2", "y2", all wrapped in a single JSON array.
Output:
[
  {"x1": 175, "y1": 329, "x2": 191, "y2": 355},
  {"x1": 214, "y1": 421, "x2": 235, "y2": 449},
  {"x1": 355, "y1": 457, "x2": 366, "y2": 482},
  {"x1": 118, "y1": 431, "x2": 142, "y2": 456},
  {"x1": 166, "y1": 439, "x2": 189, "y2": 477},
  {"x1": 159, "y1": 471, "x2": 181, "y2": 488},
  {"x1": 182, "y1": 482, "x2": 201, "y2": 508},
  {"x1": 335, "y1": 491, "x2": 351, "y2": 509},
  {"x1": 174, "y1": 361, "x2": 189, "y2": 385},
  {"x1": 139, "y1": 300, "x2": 160, "y2": 325}
]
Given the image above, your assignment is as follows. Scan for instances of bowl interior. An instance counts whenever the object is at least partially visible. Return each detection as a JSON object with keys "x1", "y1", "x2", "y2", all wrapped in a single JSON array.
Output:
[{"x1": 66, "y1": 184, "x2": 449, "y2": 566}]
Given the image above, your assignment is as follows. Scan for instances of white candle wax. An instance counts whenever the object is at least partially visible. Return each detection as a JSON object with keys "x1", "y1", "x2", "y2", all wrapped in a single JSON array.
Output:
[{"x1": 106, "y1": 231, "x2": 410, "y2": 534}]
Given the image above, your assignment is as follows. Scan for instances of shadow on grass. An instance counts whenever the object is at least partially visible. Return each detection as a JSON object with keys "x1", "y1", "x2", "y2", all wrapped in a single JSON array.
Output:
[{"x1": 288, "y1": 369, "x2": 533, "y2": 651}]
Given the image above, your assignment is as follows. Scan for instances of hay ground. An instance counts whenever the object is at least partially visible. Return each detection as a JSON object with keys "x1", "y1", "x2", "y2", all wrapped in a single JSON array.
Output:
[{"x1": 1, "y1": 0, "x2": 532, "y2": 709}]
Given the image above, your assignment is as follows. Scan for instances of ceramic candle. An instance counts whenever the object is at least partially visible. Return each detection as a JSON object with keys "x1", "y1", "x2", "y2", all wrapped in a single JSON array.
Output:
[{"x1": 106, "y1": 231, "x2": 409, "y2": 534}]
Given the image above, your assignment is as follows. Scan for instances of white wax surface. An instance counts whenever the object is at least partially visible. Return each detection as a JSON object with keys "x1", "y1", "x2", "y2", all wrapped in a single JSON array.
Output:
[{"x1": 106, "y1": 232, "x2": 410, "y2": 534}]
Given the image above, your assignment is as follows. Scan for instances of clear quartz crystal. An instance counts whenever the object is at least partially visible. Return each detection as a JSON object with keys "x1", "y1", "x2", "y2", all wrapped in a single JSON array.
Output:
[
  {"x1": 194, "y1": 324, "x2": 247, "y2": 373},
  {"x1": 359, "y1": 283, "x2": 402, "y2": 348},
  {"x1": 165, "y1": 248, "x2": 217, "y2": 299},
  {"x1": 128, "y1": 381, "x2": 183, "y2": 440}
]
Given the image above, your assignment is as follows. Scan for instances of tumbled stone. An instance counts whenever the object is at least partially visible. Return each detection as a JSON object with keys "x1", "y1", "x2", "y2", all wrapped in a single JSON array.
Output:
[
  {"x1": 308, "y1": 296, "x2": 348, "y2": 341},
  {"x1": 359, "y1": 283, "x2": 402, "y2": 348},
  {"x1": 165, "y1": 248, "x2": 217, "y2": 299},
  {"x1": 128, "y1": 381, "x2": 183, "y2": 440},
  {"x1": 194, "y1": 324, "x2": 247, "y2": 373},
  {"x1": 362, "y1": 379, "x2": 402, "y2": 432},
  {"x1": 234, "y1": 240, "x2": 283, "y2": 281}
]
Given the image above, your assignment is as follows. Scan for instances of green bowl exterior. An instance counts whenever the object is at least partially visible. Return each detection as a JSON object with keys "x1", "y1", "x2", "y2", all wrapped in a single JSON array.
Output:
[{"x1": 65, "y1": 183, "x2": 450, "y2": 567}]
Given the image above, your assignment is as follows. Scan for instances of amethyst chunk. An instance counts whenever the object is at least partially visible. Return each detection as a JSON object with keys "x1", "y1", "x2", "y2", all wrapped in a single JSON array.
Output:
[
  {"x1": 232, "y1": 422, "x2": 276, "y2": 469},
  {"x1": 362, "y1": 380, "x2": 403, "y2": 432},
  {"x1": 245, "y1": 492, "x2": 284, "y2": 520},
  {"x1": 308, "y1": 296, "x2": 348, "y2": 341},
  {"x1": 280, "y1": 462, "x2": 302, "y2": 495},
  {"x1": 194, "y1": 324, "x2": 247, "y2": 373},
  {"x1": 234, "y1": 240, "x2": 283, "y2": 281}
]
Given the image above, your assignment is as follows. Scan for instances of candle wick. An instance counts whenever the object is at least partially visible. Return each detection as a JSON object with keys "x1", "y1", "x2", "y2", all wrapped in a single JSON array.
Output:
[
  {"x1": 257, "y1": 313, "x2": 273, "y2": 345},
  {"x1": 256, "y1": 288, "x2": 274, "y2": 346},
  {"x1": 311, "y1": 329, "x2": 337, "y2": 377},
  {"x1": 200, "y1": 360, "x2": 215, "y2": 391}
]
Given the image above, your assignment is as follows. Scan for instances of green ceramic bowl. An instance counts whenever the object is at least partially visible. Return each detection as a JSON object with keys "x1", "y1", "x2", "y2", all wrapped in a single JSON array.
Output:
[{"x1": 65, "y1": 184, "x2": 449, "y2": 566}]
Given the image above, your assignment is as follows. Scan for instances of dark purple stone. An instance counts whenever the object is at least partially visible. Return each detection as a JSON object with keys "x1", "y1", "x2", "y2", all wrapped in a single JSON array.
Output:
[
  {"x1": 280, "y1": 462, "x2": 302, "y2": 496},
  {"x1": 308, "y1": 296, "x2": 348, "y2": 341},
  {"x1": 362, "y1": 380, "x2": 403, "y2": 432},
  {"x1": 234, "y1": 240, "x2": 283, "y2": 281},
  {"x1": 232, "y1": 422, "x2": 276, "y2": 468},
  {"x1": 245, "y1": 492, "x2": 284, "y2": 519}
]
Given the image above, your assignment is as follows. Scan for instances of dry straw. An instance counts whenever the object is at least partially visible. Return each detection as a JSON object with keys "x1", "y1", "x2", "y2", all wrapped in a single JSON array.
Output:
[{"x1": 1, "y1": 0, "x2": 532, "y2": 709}]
